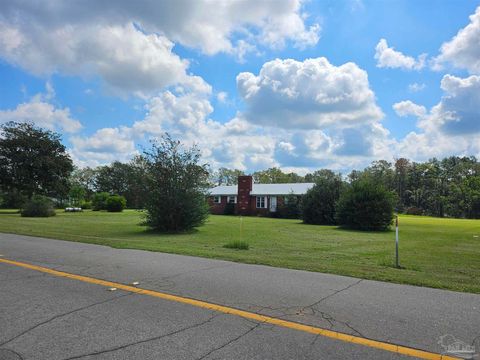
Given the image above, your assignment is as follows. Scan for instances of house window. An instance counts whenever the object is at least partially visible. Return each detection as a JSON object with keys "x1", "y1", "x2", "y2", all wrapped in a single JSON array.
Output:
[
  {"x1": 256, "y1": 196, "x2": 267, "y2": 208},
  {"x1": 227, "y1": 196, "x2": 237, "y2": 204},
  {"x1": 213, "y1": 196, "x2": 221, "y2": 204}
]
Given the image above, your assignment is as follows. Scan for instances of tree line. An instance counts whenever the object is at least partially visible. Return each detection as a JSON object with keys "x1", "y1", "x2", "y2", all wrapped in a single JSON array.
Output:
[
  {"x1": 1, "y1": 122, "x2": 479, "y2": 234},
  {"x1": 212, "y1": 158, "x2": 480, "y2": 219}
]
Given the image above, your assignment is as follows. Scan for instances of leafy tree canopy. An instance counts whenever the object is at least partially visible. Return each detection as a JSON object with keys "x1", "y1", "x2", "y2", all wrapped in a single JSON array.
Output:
[
  {"x1": 253, "y1": 167, "x2": 304, "y2": 184},
  {"x1": 212, "y1": 168, "x2": 245, "y2": 185},
  {"x1": 0, "y1": 122, "x2": 73, "y2": 199},
  {"x1": 142, "y1": 134, "x2": 210, "y2": 232}
]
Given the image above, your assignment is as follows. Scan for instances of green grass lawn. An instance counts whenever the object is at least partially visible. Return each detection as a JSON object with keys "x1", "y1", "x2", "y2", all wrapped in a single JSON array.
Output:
[{"x1": 0, "y1": 210, "x2": 479, "y2": 293}]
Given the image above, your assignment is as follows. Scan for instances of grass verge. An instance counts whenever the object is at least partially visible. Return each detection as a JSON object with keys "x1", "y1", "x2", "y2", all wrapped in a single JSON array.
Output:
[
  {"x1": 223, "y1": 240, "x2": 249, "y2": 250},
  {"x1": 0, "y1": 210, "x2": 479, "y2": 293}
]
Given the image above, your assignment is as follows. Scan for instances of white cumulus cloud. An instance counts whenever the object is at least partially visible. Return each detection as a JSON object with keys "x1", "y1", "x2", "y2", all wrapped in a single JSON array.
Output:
[
  {"x1": 424, "y1": 74, "x2": 480, "y2": 135},
  {"x1": 408, "y1": 82, "x2": 426, "y2": 92},
  {"x1": 0, "y1": 83, "x2": 82, "y2": 133},
  {"x1": 433, "y1": 6, "x2": 480, "y2": 74},
  {"x1": 237, "y1": 57, "x2": 383, "y2": 129},
  {"x1": 0, "y1": 22, "x2": 191, "y2": 96},
  {"x1": 393, "y1": 100, "x2": 427, "y2": 118},
  {"x1": 375, "y1": 38, "x2": 426, "y2": 70},
  {"x1": 0, "y1": 0, "x2": 320, "y2": 96},
  {"x1": 394, "y1": 74, "x2": 480, "y2": 161},
  {"x1": 69, "y1": 127, "x2": 137, "y2": 166}
]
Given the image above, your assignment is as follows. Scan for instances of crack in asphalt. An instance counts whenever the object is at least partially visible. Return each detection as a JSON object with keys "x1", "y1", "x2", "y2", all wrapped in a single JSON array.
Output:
[
  {"x1": 307, "y1": 332, "x2": 322, "y2": 356},
  {"x1": 225, "y1": 277, "x2": 363, "y2": 317},
  {"x1": 471, "y1": 334, "x2": 480, "y2": 347},
  {"x1": 0, "y1": 292, "x2": 133, "y2": 347},
  {"x1": 195, "y1": 321, "x2": 263, "y2": 360},
  {"x1": 299, "y1": 278, "x2": 364, "y2": 314},
  {"x1": 62, "y1": 312, "x2": 223, "y2": 360},
  {"x1": 0, "y1": 348, "x2": 25, "y2": 360},
  {"x1": 223, "y1": 279, "x2": 365, "y2": 338}
]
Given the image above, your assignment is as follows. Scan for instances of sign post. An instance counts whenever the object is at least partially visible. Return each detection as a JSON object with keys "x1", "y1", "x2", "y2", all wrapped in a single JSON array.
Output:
[
  {"x1": 395, "y1": 215, "x2": 400, "y2": 268},
  {"x1": 240, "y1": 216, "x2": 243, "y2": 240}
]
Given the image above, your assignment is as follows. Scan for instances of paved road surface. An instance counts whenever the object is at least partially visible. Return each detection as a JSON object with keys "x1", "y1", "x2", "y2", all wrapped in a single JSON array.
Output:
[{"x1": 0, "y1": 233, "x2": 479, "y2": 359}]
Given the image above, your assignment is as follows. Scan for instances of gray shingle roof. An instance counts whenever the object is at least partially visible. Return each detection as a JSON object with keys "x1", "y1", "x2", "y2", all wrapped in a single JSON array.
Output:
[
  {"x1": 209, "y1": 185, "x2": 237, "y2": 195},
  {"x1": 209, "y1": 183, "x2": 314, "y2": 196}
]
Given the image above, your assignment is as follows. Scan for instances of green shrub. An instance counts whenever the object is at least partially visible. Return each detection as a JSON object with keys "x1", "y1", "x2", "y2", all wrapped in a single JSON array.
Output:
[
  {"x1": 302, "y1": 175, "x2": 344, "y2": 225},
  {"x1": 223, "y1": 202, "x2": 235, "y2": 215},
  {"x1": 336, "y1": 178, "x2": 395, "y2": 231},
  {"x1": 92, "y1": 192, "x2": 110, "y2": 211},
  {"x1": 223, "y1": 240, "x2": 249, "y2": 250},
  {"x1": 80, "y1": 200, "x2": 92, "y2": 209},
  {"x1": 106, "y1": 195, "x2": 126, "y2": 212},
  {"x1": 142, "y1": 135, "x2": 210, "y2": 232},
  {"x1": 276, "y1": 193, "x2": 302, "y2": 219},
  {"x1": 21, "y1": 195, "x2": 56, "y2": 217}
]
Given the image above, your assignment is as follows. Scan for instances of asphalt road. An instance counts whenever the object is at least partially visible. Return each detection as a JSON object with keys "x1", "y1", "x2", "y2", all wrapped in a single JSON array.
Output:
[{"x1": 0, "y1": 233, "x2": 479, "y2": 360}]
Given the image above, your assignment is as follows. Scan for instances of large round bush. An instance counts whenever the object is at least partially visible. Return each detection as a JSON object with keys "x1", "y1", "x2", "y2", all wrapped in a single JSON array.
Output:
[
  {"x1": 336, "y1": 178, "x2": 395, "y2": 231},
  {"x1": 302, "y1": 175, "x2": 344, "y2": 225},
  {"x1": 21, "y1": 195, "x2": 56, "y2": 217},
  {"x1": 106, "y1": 195, "x2": 126, "y2": 212},
  {"x1": 92, "y1": 192, "x2": 110, "y2": 211}
]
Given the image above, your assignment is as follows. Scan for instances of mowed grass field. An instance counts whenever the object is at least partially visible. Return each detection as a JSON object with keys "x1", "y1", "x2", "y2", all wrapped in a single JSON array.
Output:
[{"x1": 0, "y1": 209, "x2": 479, "y2": 293}]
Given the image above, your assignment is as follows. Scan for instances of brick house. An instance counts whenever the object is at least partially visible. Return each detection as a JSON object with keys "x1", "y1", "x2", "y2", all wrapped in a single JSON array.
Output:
[{"x1": 208, "y1": 175, "x2": 314, "y2": 216}]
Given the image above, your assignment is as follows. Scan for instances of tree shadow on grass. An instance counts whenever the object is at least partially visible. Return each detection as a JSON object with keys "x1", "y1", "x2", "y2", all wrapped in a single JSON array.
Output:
[
  {"x1": 294, "y1": 220, "x2": 393, "y2": 234},
  {"x1": 333, "y1": 226, "x2": 394, "y2": 235},
  {"x1": 123, "y1": 225, "x2": 200, "y2": 237},
  {"x1": 0, "y1": 210, "x2": 20, "y2": 214}
]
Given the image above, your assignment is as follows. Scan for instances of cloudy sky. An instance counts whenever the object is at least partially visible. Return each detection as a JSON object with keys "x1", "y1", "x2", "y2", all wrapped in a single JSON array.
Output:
[{"x1": 0, "y1": 0, "x2": 479, "y2": 173}]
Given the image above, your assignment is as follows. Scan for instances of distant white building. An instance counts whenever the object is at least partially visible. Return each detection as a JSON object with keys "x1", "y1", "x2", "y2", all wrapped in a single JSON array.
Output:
[{"x1": 208, "y1": 175, "x2": 314, "y2": 215}]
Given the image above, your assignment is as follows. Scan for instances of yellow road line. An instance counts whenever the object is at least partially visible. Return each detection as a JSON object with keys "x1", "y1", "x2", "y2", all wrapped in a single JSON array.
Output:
[{"x1": 0, "y1": 257, "x2": 459, "y2": 360}]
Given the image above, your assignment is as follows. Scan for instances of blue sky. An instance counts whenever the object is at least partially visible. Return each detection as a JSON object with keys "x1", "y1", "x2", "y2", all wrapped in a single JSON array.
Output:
[{"x1": 0, "y1": 0, "x2": 479, "y2": 173}]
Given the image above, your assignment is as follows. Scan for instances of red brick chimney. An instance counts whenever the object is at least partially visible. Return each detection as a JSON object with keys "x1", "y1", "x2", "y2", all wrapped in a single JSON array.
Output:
[{"x1": 237, "y1": 175, "x2": 252, "y2": 215}]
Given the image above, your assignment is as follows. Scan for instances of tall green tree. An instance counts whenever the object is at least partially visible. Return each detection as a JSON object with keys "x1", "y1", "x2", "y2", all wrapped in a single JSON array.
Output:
[
  {"x1": 305, "y1": 169, "x2": 338, "y2": 183},
  {"x1": 253, "y1": 167, "x2": 305, "y2": 183},
  {"x1": 212, "y1": 168, "x2": 245, "y2": 185},
  {"x1": 302, "y1": 172, "x2": 344, "y2": 225},
  {"x1": 0, "y1": 122, "x2": 73, "y2": 199},
  {"x1": 365, "y1": 160, "x2": 394, "y2": 191},
  {"x1": 124, "y1": 156, "x2": 149, "y2": 209},
  {"x1": 68, "y1": 184, "x2": 86, "y2": 206},
  {"x1": 142, "y1": 134, "x2": 210, "y2": 232},
  {"x1": 394, "y1": 158, "x2": 410, "y2": 211},
  {"x1": 70, "y1": 167, "x2": 97, "y2": 199},
  {"x1": 93, "y1": 158, "x2": 148, "y2": 209},
  {"x1": 95, "y1": 161, "x2": 130, "y2": 195}
]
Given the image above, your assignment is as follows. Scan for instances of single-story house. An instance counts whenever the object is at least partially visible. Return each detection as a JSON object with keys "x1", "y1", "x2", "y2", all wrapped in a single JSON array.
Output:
[{"x1": 208, "y1": 175, "x2": 314, "y2": 216}]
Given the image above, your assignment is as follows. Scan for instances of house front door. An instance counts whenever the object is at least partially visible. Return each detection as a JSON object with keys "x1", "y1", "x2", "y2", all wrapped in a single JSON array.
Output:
[{"x1": 269, "y1": 196, "x2": 277, "y2": 212}]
